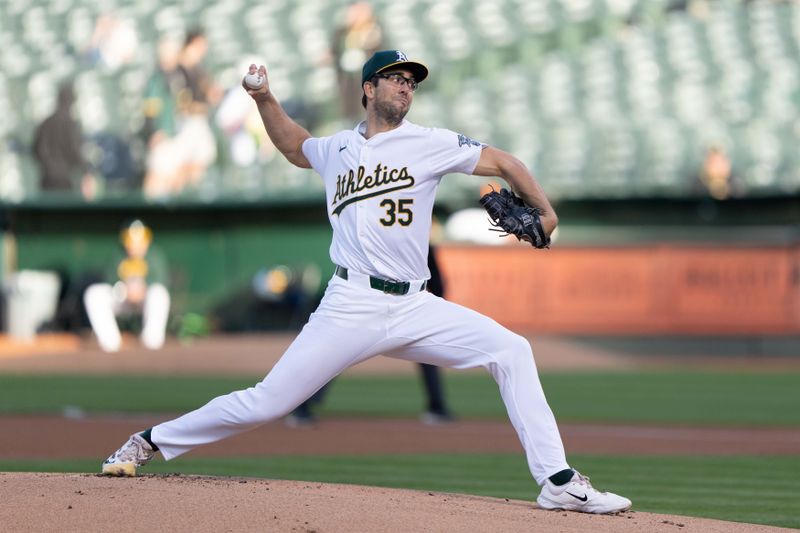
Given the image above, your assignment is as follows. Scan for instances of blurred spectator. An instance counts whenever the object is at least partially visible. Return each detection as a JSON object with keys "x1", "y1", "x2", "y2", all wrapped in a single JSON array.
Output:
[
  {"x1": 699, "y1": 144, "x2": 736, "y2": 200},
  {"x1": 84, "y1": 12, "x2": 139, "y2": 72},
  {"x1": 171, "y1": 29, "x2": 223, "y2": 191},
  {"x1": 83, "y1": 219, "x2": 170, "y2": 352},
  {"x1": 214, "y1": 57, "x2": 278, "y2": 172},
  {"x1": 332, "y1": 2, "x2": 384, "y2": 122},
  {"x1": 142, "y1": 37, "x2": 184, "y2": 143},
  {"x1": 86, "y1": 131, "x2": 138, "y2": 193},
  {"x1": 142, "y1": 37, "x2": 186, "y2": 198},
  {"x1": 32, "y1": 81, "x2": 98, "y2": 200}
]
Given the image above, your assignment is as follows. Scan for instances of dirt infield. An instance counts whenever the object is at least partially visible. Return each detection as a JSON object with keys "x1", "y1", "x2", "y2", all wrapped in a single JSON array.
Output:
[
  {"x1": 2, "y1": 332, "x2": 797, "y2": 375},
  {"x1": 1, "y1": 333, "x2": 798, "y2": 531},
  {"x1": 1, "y1": 473, "x2": 793, "y2": 533},
  {"x1": 2, "y1": 415, "x2": 799, "y2": 459},
  {"x1": 0, "y1": 333, "x2": 642, "y2": 374}
]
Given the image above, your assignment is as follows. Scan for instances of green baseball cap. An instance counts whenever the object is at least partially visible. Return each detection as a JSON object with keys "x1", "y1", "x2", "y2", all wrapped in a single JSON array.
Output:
[
  {"x1": 361, "y1": 50, "x2": 428, "y2": 84},
  {"x1": 361, "y1": 50, "x2": 428, "y2": 107}
]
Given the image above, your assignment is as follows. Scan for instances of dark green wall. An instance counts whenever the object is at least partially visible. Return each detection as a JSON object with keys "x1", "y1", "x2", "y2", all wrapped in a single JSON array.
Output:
[{"x1": 4, "y1": 201, "x2": 334, "y2": 316}]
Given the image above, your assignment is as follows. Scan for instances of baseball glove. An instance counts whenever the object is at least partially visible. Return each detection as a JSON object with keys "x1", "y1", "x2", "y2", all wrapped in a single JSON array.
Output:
[{"x1": 479, "y1": 187, "x2": 550, "y2": 248}]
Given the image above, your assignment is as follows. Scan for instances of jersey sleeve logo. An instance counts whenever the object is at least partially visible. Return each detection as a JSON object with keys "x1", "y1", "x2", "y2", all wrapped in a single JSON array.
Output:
[{"x1": 457, "y1": 133, "x2": 482, "y2": 148}]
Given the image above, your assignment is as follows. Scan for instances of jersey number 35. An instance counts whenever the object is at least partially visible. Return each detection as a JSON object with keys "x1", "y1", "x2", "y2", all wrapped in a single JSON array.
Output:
[{"x1": 379, "y1": 199, "x2": 414, "y2": 227}]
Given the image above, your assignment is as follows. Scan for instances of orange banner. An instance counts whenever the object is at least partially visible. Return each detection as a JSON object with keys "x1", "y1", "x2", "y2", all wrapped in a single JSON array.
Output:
[{"x1": 438, "y1": 244, "x2": 800, "y2": 334}]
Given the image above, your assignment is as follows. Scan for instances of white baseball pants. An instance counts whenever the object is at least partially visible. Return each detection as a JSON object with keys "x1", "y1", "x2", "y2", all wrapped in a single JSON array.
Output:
[
  {"x1": 84, "y1": 282, "x2": 171, "y2": 352},
  {"x1": 152, "y1": 274, "x2": 569, "y2": 485}
]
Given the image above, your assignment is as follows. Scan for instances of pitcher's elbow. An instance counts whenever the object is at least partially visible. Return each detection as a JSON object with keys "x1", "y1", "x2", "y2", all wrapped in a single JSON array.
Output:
[{"x1": 544, "y1": 213, "x2": 558, "y2": 235}]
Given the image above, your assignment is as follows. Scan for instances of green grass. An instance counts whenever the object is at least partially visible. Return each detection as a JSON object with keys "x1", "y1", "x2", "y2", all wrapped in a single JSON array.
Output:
[
  {"x1": 0, "y1": 371, "x2": 798, "y2": 426},
  {"x1": 325, "y1": 371, "x2": 800, "y2": 426},
  {"x1": 2, "y1": 454, "x2": 798, "y2": 529}
]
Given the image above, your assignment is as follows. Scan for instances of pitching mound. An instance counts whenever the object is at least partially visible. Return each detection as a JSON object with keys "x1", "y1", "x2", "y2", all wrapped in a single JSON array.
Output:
[{"x1": 0, "y1": 473, "x2": 788, "y2": 532}]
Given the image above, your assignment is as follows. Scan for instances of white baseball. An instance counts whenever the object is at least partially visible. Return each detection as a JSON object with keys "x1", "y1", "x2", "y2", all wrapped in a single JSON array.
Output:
[{"x1": 244, "y1": 72, "x2": 265, "y2": 90}]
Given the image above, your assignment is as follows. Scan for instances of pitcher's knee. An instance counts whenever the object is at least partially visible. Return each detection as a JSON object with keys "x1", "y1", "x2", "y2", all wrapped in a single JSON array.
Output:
[{"x1": 494, "y1": 333, "x2": 535, "y2": 370}]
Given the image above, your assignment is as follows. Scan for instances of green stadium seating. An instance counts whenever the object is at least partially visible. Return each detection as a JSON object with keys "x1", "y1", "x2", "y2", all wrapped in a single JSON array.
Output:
[{"x1": 0, "y1": 0, "x2": 798, "y2": 204}]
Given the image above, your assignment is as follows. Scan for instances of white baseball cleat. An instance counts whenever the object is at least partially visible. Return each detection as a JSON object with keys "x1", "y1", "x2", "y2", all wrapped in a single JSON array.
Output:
[
  {"x1": 101, "y1": 433, "x2": 155, "y2": 477},
  {"x1": 536, "y1": 470, "x2": 632, "y2": 514}
]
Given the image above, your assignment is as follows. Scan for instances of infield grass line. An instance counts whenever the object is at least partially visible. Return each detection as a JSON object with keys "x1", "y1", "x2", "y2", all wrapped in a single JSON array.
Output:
[{"x1": 0, "y1": 372, "x2": 798, "y2": 426}]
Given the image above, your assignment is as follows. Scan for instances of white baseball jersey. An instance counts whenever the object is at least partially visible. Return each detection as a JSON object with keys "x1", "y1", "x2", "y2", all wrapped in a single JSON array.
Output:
[
  {"x1": 302, "y1": 120, "x2": 484, "y2": 281},
  {"x1": 150, "y1": 118, "x2": 570, "y2": 488}
]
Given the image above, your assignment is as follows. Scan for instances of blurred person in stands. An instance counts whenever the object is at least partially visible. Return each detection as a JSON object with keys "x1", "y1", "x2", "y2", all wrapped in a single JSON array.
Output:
[
  {"x1": 215, "y1": 57, "x2": 320, "y2": 191},
  {"x1": 214, "y1": 57, "x2": 279, "y2": 174},
  {"x1": 84, "y1": 12, "x2": 139, "y2": 72},
  {"x1": 332, "y1": 2, "x2": 384, "y2": 123},
  {"x1": 142, "y1": 36, "x2": 187, "y2": 199},
  {"x1": 32, "y1": 81, "x2": 98, "y2": 200},
  {"x1": 83, "y1": 219, "x2": 170, "y2": 352},
  {"x1": 698, "y1": 144, "x2": 736, "y2": 200},
  {"x1": 172, "y1": 29, "x2": 223, "y2": 192}
]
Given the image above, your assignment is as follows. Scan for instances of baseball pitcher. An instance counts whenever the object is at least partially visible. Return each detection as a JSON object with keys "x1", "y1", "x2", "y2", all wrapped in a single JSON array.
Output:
[{"x1": 102, "y1": 50, "x2": 631, "y2": 515}]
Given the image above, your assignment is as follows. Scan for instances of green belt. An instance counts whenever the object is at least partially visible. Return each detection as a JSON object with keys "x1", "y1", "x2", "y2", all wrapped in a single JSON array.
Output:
[{"x1": 334, "y1": 265, "x2": 427, "y2": 295}]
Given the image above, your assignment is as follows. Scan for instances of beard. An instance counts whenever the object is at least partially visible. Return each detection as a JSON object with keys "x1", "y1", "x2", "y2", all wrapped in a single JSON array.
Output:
[{"x1": 374, "y1": 98, "x2": 409, "y2": 126}]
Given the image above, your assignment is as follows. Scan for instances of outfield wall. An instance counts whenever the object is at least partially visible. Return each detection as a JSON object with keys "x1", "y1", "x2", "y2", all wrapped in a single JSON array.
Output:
[
  {"x1": 438, "y1": 244, "x2": 800, "y2": 334},
  {"x1": 2, "y1": 198, "x2": 798, "y2": 335}
]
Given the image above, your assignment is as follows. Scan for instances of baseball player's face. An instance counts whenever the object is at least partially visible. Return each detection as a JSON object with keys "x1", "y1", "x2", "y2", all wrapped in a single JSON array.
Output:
[{"x1": 371, "y1": 69, "x2": 415, "y2": 123}]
